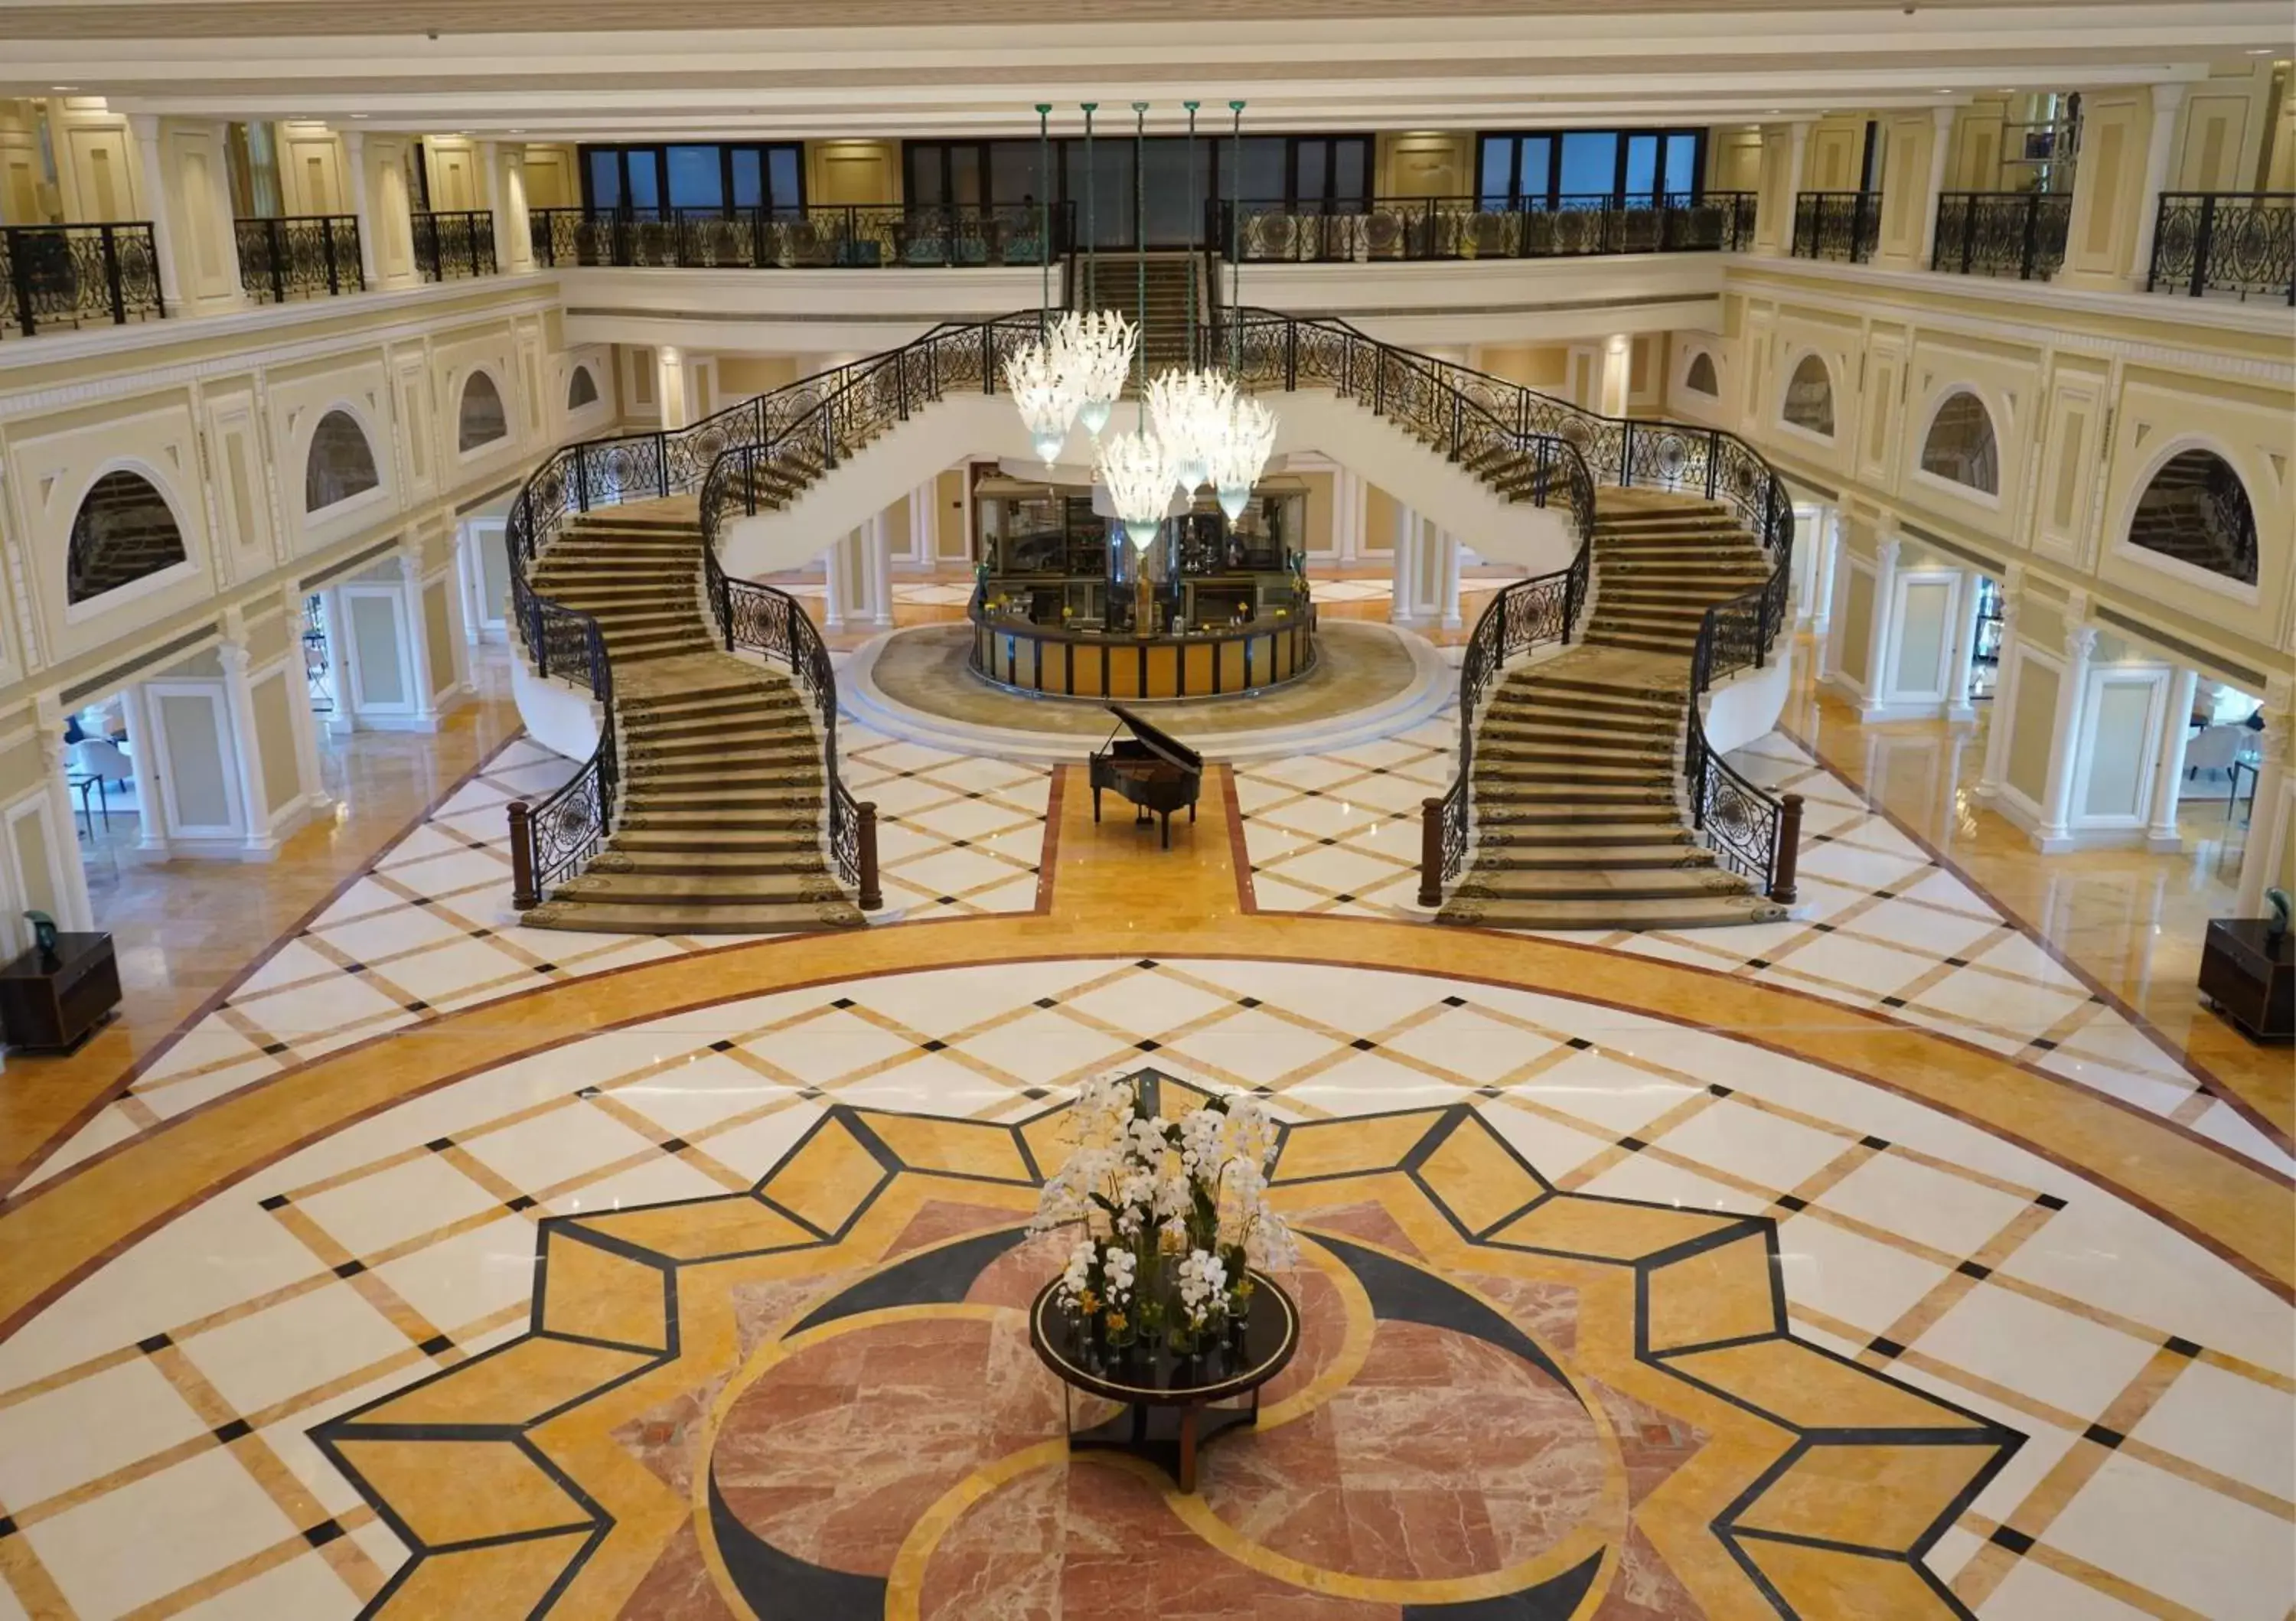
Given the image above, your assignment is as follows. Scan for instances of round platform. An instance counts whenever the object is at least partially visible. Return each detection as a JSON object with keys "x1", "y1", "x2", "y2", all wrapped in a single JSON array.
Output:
[{"x1": 840, "y1": 619, "x2": 1453, "y2": 763}]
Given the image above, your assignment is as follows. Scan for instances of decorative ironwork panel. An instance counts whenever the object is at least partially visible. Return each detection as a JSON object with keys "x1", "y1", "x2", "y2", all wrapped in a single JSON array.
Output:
[
  {"x1": 2148, "y1": 192, "x2": 2294, "y2": 302},
  {"x1": 410, "y1": 210, "x2": 497, "y2": 282},
  {"x1": 1, "y1": 222, "x2": 165, "y2": 337},
  {"x1": 1931, "y1": 192, "x2": 2070, "y2": 281},
  {"x1": 1790, "y1": 192, "x2": 1878, "y2": 264},
  {"x1": 235, "y1": 215, "x2": 363, "y2": 302}
]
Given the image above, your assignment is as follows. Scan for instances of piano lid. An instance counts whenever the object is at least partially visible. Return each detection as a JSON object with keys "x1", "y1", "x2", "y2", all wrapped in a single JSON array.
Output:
[{"x1": 1104, "y1": 704, "x2": 1204, "y2": 772}]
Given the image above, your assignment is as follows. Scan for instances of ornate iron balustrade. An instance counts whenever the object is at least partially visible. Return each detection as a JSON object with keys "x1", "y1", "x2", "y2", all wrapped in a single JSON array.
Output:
[
  {"x1": 1214, "y1": 193, "x2": 1757, "y2": 263},
  {"x1": 0, "y1": 222, "x2": 165, "y2": 338},
  {"x1": 411, "y1": 209, "x2": 497, "y2": 282},
  {"x1": 1932, "y1": 191, "x2": 2071, "y2": 282},
  {"x1": 1791, "y1": 191, "x2": 1879, "y2": 264},
  {"x1": 2147, "y1": 192, "x2": 2294, "y2": 304},
  {"x1": 235, "y1": 214, "x2": 364, "y2": 302},
  {"x1": 527, "y1": 203, "x2": 1073, "y2": 270}
]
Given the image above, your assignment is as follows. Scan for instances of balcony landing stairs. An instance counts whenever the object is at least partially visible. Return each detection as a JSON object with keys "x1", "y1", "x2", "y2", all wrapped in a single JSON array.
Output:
[
  {"x1": 519, "y1": 497, "x2": 863, "y2": 935},
  {"x1": 1437, "y1": 489, "x2": 1789, "y2": 931}
]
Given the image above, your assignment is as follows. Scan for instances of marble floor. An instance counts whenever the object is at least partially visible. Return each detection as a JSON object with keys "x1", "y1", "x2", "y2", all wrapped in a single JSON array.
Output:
[{"x1": 0, "y1": 630, "x2": 2288, "y2": 1621}]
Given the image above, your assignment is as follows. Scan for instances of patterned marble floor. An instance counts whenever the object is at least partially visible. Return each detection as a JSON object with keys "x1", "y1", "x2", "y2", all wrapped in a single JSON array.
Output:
[
  {"x1": 18, "y1": 722, "x2": 1050, "y2": 1194},
  {"x1": 0, "y1": 954, "x2": 2285, "y2": 1619},
  {"x1": 1234, "y1": 713, "x2": 2294, "y2": 1178}
]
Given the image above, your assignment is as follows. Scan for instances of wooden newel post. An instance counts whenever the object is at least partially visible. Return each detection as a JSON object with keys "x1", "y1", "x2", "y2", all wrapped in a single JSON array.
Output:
[
  {"x1": 856, "y1": 801, "x2": 884, "y2": 912},
  {"x1": 1767, "y1": 792, "x2": 1804, "y2": 905},
  {"x1": 1417, "y1": 796, "x2": 1446, "y2": 908},
  {"x1": 507, "y1": 801, "x2": 539, "y2": 911}
]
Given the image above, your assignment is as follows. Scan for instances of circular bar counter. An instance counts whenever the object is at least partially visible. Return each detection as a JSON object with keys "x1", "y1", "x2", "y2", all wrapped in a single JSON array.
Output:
[{"x1": 967, "y1": 608, "x2": 1319, "y2": 700}]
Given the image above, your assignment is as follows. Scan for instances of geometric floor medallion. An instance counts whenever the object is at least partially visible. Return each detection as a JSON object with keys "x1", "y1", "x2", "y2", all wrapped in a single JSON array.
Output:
[{"x1": 314, "y1": 1071, "x2": 2023, "y2": 1619}]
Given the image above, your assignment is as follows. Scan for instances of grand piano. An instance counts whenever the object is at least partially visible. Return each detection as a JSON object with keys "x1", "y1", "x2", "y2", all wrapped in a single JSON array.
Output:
[{"x1": 1090, "y1": 704, "x2": 1203, "y2": 850}]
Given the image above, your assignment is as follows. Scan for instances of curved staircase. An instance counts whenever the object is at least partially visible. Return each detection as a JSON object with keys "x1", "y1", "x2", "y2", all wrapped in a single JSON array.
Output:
[
  {"x1": 520, "y1": 497, "x2": 863, "y2": 935},
  {"x1": 1437, "y1": 488, "x2": 1789, "y2": 931}
]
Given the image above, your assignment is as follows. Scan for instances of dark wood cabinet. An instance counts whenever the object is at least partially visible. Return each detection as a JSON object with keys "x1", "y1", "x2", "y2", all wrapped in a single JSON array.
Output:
[
  {"x1": 2198, "y1": 919, "x2": 2293, "y2": 1043},
  {"x1": 0, "y1": 931, "x2": 122, "y2": 1054}
]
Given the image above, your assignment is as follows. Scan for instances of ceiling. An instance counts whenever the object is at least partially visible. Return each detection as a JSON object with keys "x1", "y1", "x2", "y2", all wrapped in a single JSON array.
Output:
[{"x1": 0, "y1": 1, "x2": 2284, "y2": 138}]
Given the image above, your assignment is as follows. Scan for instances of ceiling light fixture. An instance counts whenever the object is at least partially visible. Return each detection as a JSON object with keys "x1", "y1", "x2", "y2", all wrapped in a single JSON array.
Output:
[
  {"x1": 2246, "y1": 47, "x2": 2272, "y2": 54},
  {"x1": 51, "y1": 84, "x2": 77, "y2": 91}
]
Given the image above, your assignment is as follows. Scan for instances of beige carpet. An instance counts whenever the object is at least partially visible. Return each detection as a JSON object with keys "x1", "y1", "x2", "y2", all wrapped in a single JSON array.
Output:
[{"x1": 867, "y1": 620, "x2": 1423, "y2": 738}]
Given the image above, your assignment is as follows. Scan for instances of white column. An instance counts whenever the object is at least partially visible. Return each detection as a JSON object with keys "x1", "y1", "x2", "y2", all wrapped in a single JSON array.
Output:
[
  {"x1": 2145, "y1": 667, "x2": 2200, "y2": 850},
  {"x1": 1916, "y1": 106, "x2": 1957, "y2": 268},
  {"x1": 2033, "y1": 621, "x2": 2099, "y2": 851},
  {"x1": 908, "y1": 480, "x2": 938, "y2": 565},
  {"x1": 1598, "y1": 334, "x2": 1632, "y2": 417},
  {"x1": 341, "y1": 129, "x2": 383, "y2": 290},
  {"x1": 1760, "y1": 120, "x2": 1813, "y2": 257},
  {"x1": 399, "y1": 551, "x2": 442, "y2": 729},
  {"x1": 124, "y1": 113, "x2": 186, "y2": 313},
  {"x1": 2234, "y1": 678, "x2": 2292, "y2": 915},
  {"x1": 655, "y1": 345, "x2": 689, "y2": 430},
  {"x1": 1810, "y1": 507, "x2": 1839, "y2": 679},
  {"x1": 867, "y1": 511, "x2": 895, "y2": 628},
  {"x1": 2128, "y1": 83, "x2": 2192, "y2": 283},
  {"x1": 1944, "y1": 568, "x2": 1986, "y2": 722},
  {"x1": 30, "y1": 695, "x2": 97, "y2": 929},
  {"x1": 1389, "y1": 505, "x2": 1417, "y2": 625},
  {"x1": 118, "y1": 681, "x2": 173, "y2": 854},
  {"x1": 823, "y1": 541, "x2": 848, "y2": 630},
  {"x1": 214, "y1": 640, "x2": 278, "y2": 858},
  {"x1": 1437, "y1": 529, "x2": 1463, "y2": 630},
  {"x1": 315, "y1": 587, "x2": 355, "y2": 737},
  {"x1": 1857, "y1": 534, "x2": 1902, "y2": 719},
  {"x1": 486, "y1": 141, "x2": 533, "y2": 275},
  {"x1": 1976, "y1": 573, "x2": 2023, "y2": 801},
  {"x1": 1343, "y1": 471, "x2": 1368, "y2": 563}
]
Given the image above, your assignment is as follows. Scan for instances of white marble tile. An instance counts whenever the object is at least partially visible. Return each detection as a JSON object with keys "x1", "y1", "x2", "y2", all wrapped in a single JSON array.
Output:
[
  {"x1": 22, "y1": 1447, "x2": 298, "y2": 1619},
  {"x1": 305, "y1": 900, "x2": 474, "y2": 962},
  {"x1": 1816, "y1": 1153, "x2": 2033, "y2": 1261},
  {"x1": 1571, "y1": 1155, "x2": 1769, "y2": 1215},
  {"x1": 950, "y1": 1009, "x2": 1143, "y2": 1084},
  {"x1": 173, "y1": 1551, "x2": 364, "y2": 1620},
  {"x1": 2126, "y1": 1357, "x2": 2296, "y2": 1499},
  {"x1": 1649, "y1": 1097, "x2": 1848, "y2": 1192},
  {"x1": 2042, "y1": 1451, "x2": 2296, "y2": 1621},
  {"x1": 1913, "y1": 1283, "x2": 2161, "y2": 1418},
  {"x1": 1774, "y1": 1215, "x2": 1952, "y2": 1334},
  {"x1": 690, "y1": 1104, "x2": 827, "y2": 1182},
  {"x1": 294, "y1": 1153, "x2": 502, "y2": 1258},
  {"x1": 0, "y1": 1355, "x2": 210, "y2": 1512},
  {"x1": 544, "y1": 1153, "x2": 731, "y2": 1216},
  {"x1": 178, "y1": 1282, "x2": 413, "y2": 1417},
  {"x1": 1509, "y1": 1049, "x2": 1702, "y2": 1136},
  {"x1": 1160, "y1": 1008, "x2": 1351, "y2": 1084},
  {"x1": 1975, "y1": 1558, "x2": 2154, "y2": 1621},
  {"x1": 1378, "y1": 1004, "x2": 1562, "y2": 1084},
  {"x1": 371, "y1": 1216, "x2": 542, "y2": 1333},
  {"x1": 457, "y1": 1104, "x2": 667, "y2": 1194},
  {"x1": 1476, "y1": 1102, "x2": 1616, "y2": 1179},
  {"x1": 612, "y1": 1053, "x2": 795, "y2": 1138}
]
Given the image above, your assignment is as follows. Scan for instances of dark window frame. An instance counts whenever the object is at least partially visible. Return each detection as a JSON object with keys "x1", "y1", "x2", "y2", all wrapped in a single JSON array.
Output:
[
  {"x1": 577, "y1": 142, "x2": 806, "y2": 215},
  {"x1": 1476, "y1": 128, "x2": 1709, "y2": 209}
]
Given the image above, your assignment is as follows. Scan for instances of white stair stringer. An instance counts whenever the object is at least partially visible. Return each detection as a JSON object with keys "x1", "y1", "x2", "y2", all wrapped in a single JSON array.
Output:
[{"x1": 716, "y1": 388, "x2": 1578, "y2": 580}]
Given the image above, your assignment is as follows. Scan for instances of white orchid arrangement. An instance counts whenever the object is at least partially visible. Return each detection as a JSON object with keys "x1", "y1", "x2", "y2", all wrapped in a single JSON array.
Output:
[{"x1": 1035, "y1": 1072, "x2": 1294, "y2": 1345}]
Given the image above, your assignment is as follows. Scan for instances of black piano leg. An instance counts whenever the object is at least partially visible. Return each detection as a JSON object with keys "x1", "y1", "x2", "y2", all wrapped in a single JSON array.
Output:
[
  {"x1": 1160, "y1": 811, "x2": 1171, "y2": 850},
  {"x1": 1189, "y1": 803, "x2": 1197, "y2": 824},
  {"x1": 1093, "y1": 788, "x2": 1101, "y2": 824}
]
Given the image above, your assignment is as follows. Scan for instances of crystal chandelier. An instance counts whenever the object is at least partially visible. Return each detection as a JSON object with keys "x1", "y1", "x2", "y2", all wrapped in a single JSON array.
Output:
[
  {"x1": 1147, "y1": 367, "x2": 1235, "y2": 494},
  {"x1": 1004, "y1": 341, "x2": 1077, "y2": 470},
  {"x1": 1210, "y1": 396, "x2": 1278, "y2": 520},
  {"x1": 1096, "y1": 429, "x2": 1173, "y2": 549},
  {"x1": 1052, "y1": 308, "x2": 1135, "y2": 438}
]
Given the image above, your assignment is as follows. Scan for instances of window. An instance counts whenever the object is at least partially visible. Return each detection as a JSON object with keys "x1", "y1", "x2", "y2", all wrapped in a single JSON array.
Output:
[
  {"x1": 67, "y1": 471, "x2": 187, "y2": 605},
  {"x1": 304, "y1": 410, "x2": 380, "y2": 512},
  {"x1": 1782, "y1": 354, "x2": 1835, "y2": 437},
  {"x1": 1684, "y1": 352, "x2": 1719, "y2": 397},
  {"x1": 579, "y1": 144, "x2": 804, "y2": 214},
  {"x1": 566, "y1": 366, "x2": 600, "y2": 410},
  {"x1": 1476, "y1": 129, "x2": 1706, "y2": 209},
  {"x1": 1919, "y1": 392, "x2": 1999, "y2": 495},
  {"x1": 2128, "y1": 450, "x2": 2257, "y2": 586},
  {"x1": 457, "y1": 372, "x2": 510, "y2": 453}
]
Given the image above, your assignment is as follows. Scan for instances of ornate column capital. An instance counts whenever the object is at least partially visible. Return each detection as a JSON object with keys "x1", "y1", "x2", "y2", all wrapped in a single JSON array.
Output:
[{"x1": 2062, "y1": 623, "x2": 2098, "y2": 663}]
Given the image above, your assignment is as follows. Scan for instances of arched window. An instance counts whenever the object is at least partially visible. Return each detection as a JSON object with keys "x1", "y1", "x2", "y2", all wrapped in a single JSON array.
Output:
[
  {"x1": 2128, "y1": 449, "x2": 2258, "y2": 587},
  {"x1": 1782, "y1": 354, "x2": 1835, "y2": 436},
  {"x1": 457, "y1": 371, "x2": 510, "y2": 453},
  {"x1": 1684, "y1": 352, "x2": 1718, "y2": 397},
  {"x1": 304, "y1": 409, "x2": 381, "y2": 513},
  {"x1": 67, "y1": 471, "x2": 187, "y2": 605},
  {"x1": 1919, "y1": 391, "x2": 1999, "y2": 495},
  {"x1": 566, "y1": 366, "x2": 599, "y2": 410}
]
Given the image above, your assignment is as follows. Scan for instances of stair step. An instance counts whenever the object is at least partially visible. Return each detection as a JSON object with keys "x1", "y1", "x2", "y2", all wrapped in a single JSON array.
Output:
[
  {"x1": 628, "y1": 722, "x2": 813, "y2": 756},
  {"x1": 1478, "y1": 824, "x2": 1700, "y2": 848},
  {"x1": 523, "y1": 898, "x2": 864, "y2": 935},
  {"x1": 556, "y1": 869, "x2": 851, "y2": 905},
  {"x1": 1437, "y1": 892, "x2": 1784, "y2": 931},
  {"x1": 615, "y1": 828, "x2": 823, "y2": 853},
  {"x1": 1475, "y1": 758, "x2": 1670, "y2": 786},
  {"x1": 591, "y1": 848, "x2": 827, "y2": 876},
  {"x1": 1470, "y1": 844, "x2": 1720, "y2": 872},
  {"x1": 1585, "y1": 631, "x2": 1702, "y2": 656}
]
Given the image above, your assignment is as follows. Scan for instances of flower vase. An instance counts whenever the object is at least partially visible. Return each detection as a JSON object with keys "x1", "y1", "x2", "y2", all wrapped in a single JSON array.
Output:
[{"x1": 1166, "y1": 1319, "x2": 1202, "y2": 1361}]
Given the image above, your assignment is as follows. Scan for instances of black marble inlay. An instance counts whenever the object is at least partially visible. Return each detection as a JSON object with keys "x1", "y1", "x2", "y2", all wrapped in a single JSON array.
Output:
[
  {"x1": 507, "y1": 1195, "x2": 536, "y2": 1213},
  {"x1": 1397, "y1": 1544, "x2": 1603, "y2": 1619},
  {"x1": 2164, "y1": 1336, "x2": 2202, "y2": 1358},
  {"x1": 1956, "y1": 1261, "x2": 1991, "y2": 1281},
  {"x1": 2034, "y1": 1193, "x2": 2068, "y2": 1212},
  {"x1": 831, "y1": 997, "x2": 856, "y2": 1009},
  {"x1": 1442, "y1": 996, "x2": 1466, "y2": 1008},
  {"x1": 2030, "y1": 1037, "x2": 2059, "y2": 1052},
  {"x1": 213, "y1": 1418, "x2": 252, "y2": 1443},
  {"x1": 1867, "y1": 1335, "x2": 1906, "y2": 1359},
  {"x1": 1774, "y1": 1193, "x2": 1808, "y2": 1212},
  {"x1": 419, "y1": 1335, "x2": 454, "y2": 1356},
  {"x1": 1314, "y1": 1235, "x2": 1577, "y2": 1398},
  {"x1": 1707, "y1": 1084, "x2": 1733, "y2": 1098},
  {"x1": 659, "y1": 1137, "x2": 690, "y2": 1154},
  {"x1": 1136, "y1": 1039, "x2": 1161, "y2": 1052},
  {"x1": 709, "y1": 1039, "x2": 736, "y2": 1053},
  {"x1": 334, "y1": 1260, "x2": 366, "y2": 1279},
  {"x1": 1880, "y1": 995, "x2": 1909, "y2": 1009},
  {"x1": 1989, "y1": 1525, "x2": 2035, "y2": 1555},
  {"x1": 1238, "y1": 996, "x2": 1262, "y2": 1009},
  {"x1": 137, "y1": 1333, "x2": 171, "y2": 1354},
  {"x1": 261, "y1": 1042, "x2": 292, "y2": 1057},
  {"x1": 304, "y1": 1519, "x2": 345, "y2": 1548},
  {"x1": 1859, "y1": 1135, "x2": 1890, "y2": 1151},
  {"x1": 1616, "y1": 1137, "x2": 1649, "y2": 1154},
  {"x1": 919, "y1": 1039, "x2": 947, "y2": 1053},
  {"x1": 1034, "y1": 997, "x2": 1058, "y2": 1009},
  {"x1": 1565, "y1": 1037, "x2": 1593, "y2": 1052},
  {"x1": 709, "y1": 1474, "x2": 885, "y2": 1620},
  {"x1": 1351, "y1": 1037, "x2": 1377, "y2": 1052},
  {"x1": 259, "y1": 1194, "x2": 290, "y2": 1212},
  {"x1": 2083, "y1": 1423, "x2": 2125, "y2": 1450},
  {"x1": 791, "y1": 1225, "x2": 1026, "y2": 1336}
]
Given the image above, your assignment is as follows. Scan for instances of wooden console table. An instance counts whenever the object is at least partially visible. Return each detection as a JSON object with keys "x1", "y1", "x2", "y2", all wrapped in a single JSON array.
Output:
[
  {"x1": 0, "y1": 931, "x2": 122, "y2": 1054},
  {"x1": 2197, "y1": 919, "x2": 2293, "y2": 1043}
]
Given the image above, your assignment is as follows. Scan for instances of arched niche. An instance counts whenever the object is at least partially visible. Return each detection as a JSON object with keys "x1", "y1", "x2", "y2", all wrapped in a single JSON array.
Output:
[
  {"x1": 1781, "y1": 354, "x2": 1835, "y2": 438},
  {"x1": 2126, "y1": 448, "x2": 2258, "y2": 587},
  {"x1": 67, "y1": 470, "x2": 189, "y2": 606},
  {"x1": 305, "y1": 409, "x2": 383, "y2": 513},
  {"x1": 1918, "y1": 390, "x2": 2000, "y2": 496},
  {"x1": 458, "y1": 370, "x2": 510, "y2": 453}
]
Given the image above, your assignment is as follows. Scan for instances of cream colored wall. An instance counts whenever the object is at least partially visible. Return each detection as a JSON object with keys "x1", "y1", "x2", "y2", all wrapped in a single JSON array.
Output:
[
  {"x1": 1378, "y1": 133, "x2": 1473, "y2": 198},
  {"x1": 422, "y1": 579, "x2": 455, "y2": 699},
  {"x1": 807, "y1": 141, "x2": 900, "y2": 205},
  {"x1": 2172, "y1": 62, "x2": 2277, "y2": 193},
  {"x1": 715, "y1": 356, "x2": 801, "y2": 396},
  {"x1": 2006, "y1": 659, "x2": 2060, "y2": 802},
  {"x1": 935, "y1": 468, "x2": 970, "y2": 563},
  {"x1": 0, "y1": 99, "x2": 52, "y2": 224},
  {"x1": 252, "y1": 670, "x2": 299, "y2": 814},
  {"x1": 47, "y1": 98, "x2": 142, "y2": 223},
  {"x1": 2265, "y1": 70, "x2": 2296, "y2": 191},
  {"x1": 1946, "y1": 99, "x2": 2011, "y2": 192},
  {"x1": 422, "y1": 136, "x2": 484, "y2": 212},
  {"x1": 1805, "y1": 116, "x2": 1871, "y2": 193},
  {"x1": 1476, "y1": 344, "x2": 1571, "y2": 392},
  {"x1": 0, "y1": 280, "x2": 558, "y2": 726},
  {"x1": 1701, "y1": 264, "x2": 2294, "y2": 692},
  {"x1": 520, "y1": 144, "x2": 579, "y2": 209},
  {"x1": 276, "y1": 121, "x2": 349, "y2": 216},
  {"x1": 1707, "y1": 128, "x2": 1763, "y2": 193}
]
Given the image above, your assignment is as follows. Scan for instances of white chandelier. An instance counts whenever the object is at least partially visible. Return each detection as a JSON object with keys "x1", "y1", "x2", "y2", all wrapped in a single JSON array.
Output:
[
  {"x1": 1210, "y1": 396, "x2": 1278, "y2": 520},
  {"x1": 1052, "y1": 308, "x2": 1135, "y2": 439},
  {"x1": 1095, "y1": 429, "x2": 1174, "y2": 550},
  {"x1": 1003, "y1": 340, "x2": 1078, "y2": 471},
  {"x1": 1146, "y1": 367, "x2": 1236, "y2": 494}
]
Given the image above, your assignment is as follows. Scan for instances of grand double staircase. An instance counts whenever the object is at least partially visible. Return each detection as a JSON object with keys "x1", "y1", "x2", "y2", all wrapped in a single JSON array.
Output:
[{"x1": 504, "y1": 306, "x2": 1798, "y2": 935}]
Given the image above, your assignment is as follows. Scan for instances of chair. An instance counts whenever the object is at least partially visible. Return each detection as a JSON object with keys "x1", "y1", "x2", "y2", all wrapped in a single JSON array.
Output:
[
  {"x1": 69, "y1": 736, "x2": 133, "y2": 836},
  {"x1": 2184, "y1": 724, "x2": 2242, "y2": 782}
]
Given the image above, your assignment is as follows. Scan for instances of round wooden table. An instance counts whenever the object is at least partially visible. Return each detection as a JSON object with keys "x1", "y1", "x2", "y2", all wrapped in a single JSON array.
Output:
[{"x1": 1027, "y1": 1270, "x2": 1299, "y2": 1493}]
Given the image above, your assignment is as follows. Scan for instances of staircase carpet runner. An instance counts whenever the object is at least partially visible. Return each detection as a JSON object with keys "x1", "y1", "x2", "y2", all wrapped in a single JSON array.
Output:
[
  {"x1": 1437, "y1": 488, "x2": 1788, "y2": 932},
  {"x1": 519, "y1": 494, "x2": 863, "y2": 935}
]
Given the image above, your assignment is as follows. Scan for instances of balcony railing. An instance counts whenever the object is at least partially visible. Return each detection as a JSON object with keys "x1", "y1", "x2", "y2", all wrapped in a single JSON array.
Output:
[
  {"x1": 0, "y1": 222, "x2": 165, "y2": 338},
  {"x1": 1213, "y1": 193, "x2": 1759, "y2": 262},
  {"x1": 235, "y1": 214, "x2": 364, "y2": 303},
  {"x1": 527, "y1": 203, "x2": 1073, "y2": 269},
  {"x1": 1932, "y1": 191, "x2": 2072, "y2": 282},
  {"x1": 411, "y1": 209, "x2": 497, "y2": 282},
  {"x1": 1791, "y1": 191, "x2": 1879, "y2": 264},
  {"x1": 2147, "y1": 192, "x2": 2294, "y2": 304}
]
